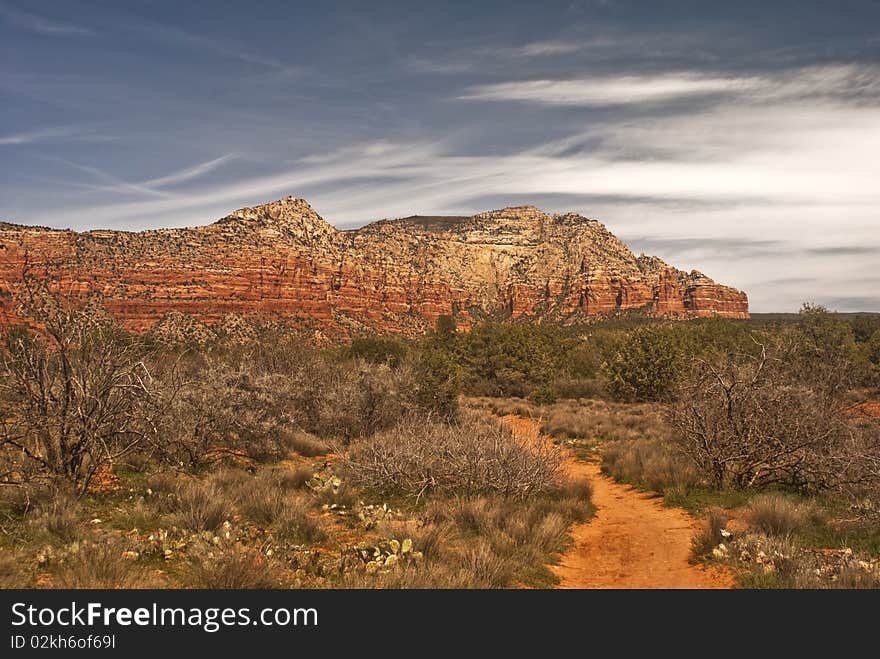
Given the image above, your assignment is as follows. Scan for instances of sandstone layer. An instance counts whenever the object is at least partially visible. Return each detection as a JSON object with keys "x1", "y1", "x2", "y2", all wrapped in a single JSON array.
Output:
[{"x1": 0, "y1": 197, "x2": 749, "y2": 335}]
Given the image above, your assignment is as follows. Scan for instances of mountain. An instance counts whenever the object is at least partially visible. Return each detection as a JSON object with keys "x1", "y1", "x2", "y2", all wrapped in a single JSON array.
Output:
[{"x1": 0, "y1": 196, "x2": 748, "y2": 335}]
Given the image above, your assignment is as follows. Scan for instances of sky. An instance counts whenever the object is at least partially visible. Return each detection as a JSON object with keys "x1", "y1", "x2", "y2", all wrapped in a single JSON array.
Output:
[{"x1": 2, "y1": 1, "x2": 879, "y2": 312}]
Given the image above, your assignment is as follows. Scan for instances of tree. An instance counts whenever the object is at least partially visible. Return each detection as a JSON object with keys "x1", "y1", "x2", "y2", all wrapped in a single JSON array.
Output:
[
  {"x1": 667, "y1": 340, "x2": 875, "y2": 492},
  {"x1": 0, "y1": 281, "x2": 160, "y2": 494},
  {"x1": 602, "y1": 325, "x2": 686, "y2": 402}
]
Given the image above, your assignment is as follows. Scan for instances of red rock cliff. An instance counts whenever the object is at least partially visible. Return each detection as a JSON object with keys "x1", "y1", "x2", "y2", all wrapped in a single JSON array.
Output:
[{"x1": 0, "y1": 197, "x2": 749, "y2": 335}]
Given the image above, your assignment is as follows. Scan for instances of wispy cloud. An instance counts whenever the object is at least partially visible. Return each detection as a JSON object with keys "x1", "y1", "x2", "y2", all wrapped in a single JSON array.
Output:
[
  {"x1": 459, "y1": 73, "x2": 754, "y2": 106},
  {"x1": 458, "y1": 64, "x2": 880, "y2": 107},
  {"x1": 0, "y1": 3, "x2": 95, "y2": 36},
  {"x1": 0, "y1": 125, "x2": 109, "y2": 146},
  {"x1": 509, "y1": 39, "x2": 586, "y2": 57},
  {"x1": 48, "y1": 158, "x2": 173, "y2": 199},
  {"x1": 140, "y1": 153, "x2": 240, "y2": 189},
  {"x1": 406, "y1": 57, "x2": 473, "y2": 74},
  {"x1": 46, "y1": 153, "x2": 240, "y2": 198}
]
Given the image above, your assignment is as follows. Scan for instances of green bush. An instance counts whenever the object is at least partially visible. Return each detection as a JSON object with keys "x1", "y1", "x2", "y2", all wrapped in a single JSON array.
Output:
[
  {"x1": 602, "y1": 325, "x2": 687, "y2": 402},
  {"x1": 346, "y1": 335, "x2": 409, "y2": 368}
]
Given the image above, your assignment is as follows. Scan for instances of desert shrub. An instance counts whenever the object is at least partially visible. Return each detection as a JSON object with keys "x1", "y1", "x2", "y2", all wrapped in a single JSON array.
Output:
[
  {"x1": 602, "y1": 325, "x2": 687, "y2": 402},
  {"x1": 289, "y1": 359, "x2": 421, "y2": 440},
  {"x1": 0, "y1": 286, "x2": 160, "y2": 493},
  {"x1": 451, "y1": 322, "x2": 569, "y2": 397},
  {"x1": 527, "y1": 385, "x2": 558, "y2": 406},
  {"x1": 184, "y1": 545, "x2": 283, "y2": 589},
  {"x1": 169, "y1": 482, "x2": 228, "y2": 532},
  {"x1": 152, "y1": 365, "x2": 292, "y2": 468},
  {"x1": 863, "y1": 330, "x2": 880, "y2": 386},
  {"x1": 746, "y1": 494, "x2": 822, "y2": 536},
  {"x1": 668, "y1": 342, "x2": 879, "y2": 491},
  {"x1": 111, "y1": 500, "x2": 162, "y2": 532},
  {"x1": 411, "y1": 346, "x2": 461, "y2": 418},
  {"x1": 272, "y1": 495, "x2": 326, "y2": 544},
  {"x1": 145, "y1": 471, "x2": 179, "y2": 494},
  {"x1": 548, "y1": 478, "x2": 595, "y2": 523},
  {"x1": 345, "y1": 412, "x2": 562, "y2": 499},
  {"x1": 550, "y1": 376, "x2": 605, "y2": 400},
  {"x1": 55, "y1": 541, "x2": 148, "y2": 588},
  {"x1": 346, "y1": 335, "x2": 408, "y2": 367},
  {"x1": 409, "y1": 521, "x2": 452, "y2": 560},
  {"x1": 208, "y1": 467, "x2": 252, "y2": 493},
  {"x1": 0, "y1": 483, "x2": 53, "y2": 517}
]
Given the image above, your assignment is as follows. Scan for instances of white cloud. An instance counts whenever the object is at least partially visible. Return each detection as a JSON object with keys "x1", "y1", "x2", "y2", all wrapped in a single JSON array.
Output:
[
  {"x1": 509, "y1": 39, "x2": 586, "y2": 57},
  {"x1": 141, "y1": 153, "x2": 240, "y2": 190},
  {"x1": 458, "y1": 64, "x2": 880, "y2": 107},
  {"x1": 0, "y1": 126, "x2": 81, "y2": 145}
]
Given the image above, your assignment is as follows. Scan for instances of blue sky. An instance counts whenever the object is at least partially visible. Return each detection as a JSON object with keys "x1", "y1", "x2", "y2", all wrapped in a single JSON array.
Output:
[{"x1": 2, "y1": 0, "x2": 879, "y2": 311}]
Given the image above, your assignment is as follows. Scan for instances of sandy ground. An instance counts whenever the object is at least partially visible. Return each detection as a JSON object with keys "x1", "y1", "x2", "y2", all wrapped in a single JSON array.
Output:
[{"x1": 503, "y1": 415, "x2": 733, "y2": 589}]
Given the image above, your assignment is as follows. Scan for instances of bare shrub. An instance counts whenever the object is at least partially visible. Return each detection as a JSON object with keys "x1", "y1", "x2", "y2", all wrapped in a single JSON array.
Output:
[
  {"x1": 1, "y1": 284, "x2": 160, "y2": 493},
  {"x1": 152, "y1": 365, "x2": 292, "y2": 469},
  {"x1": 668, "y1": 343, "x2": 877, "y2": 491},
  {"x1": 55, "y1": 541, "x2": 148, "y2": 588},
  {"x1": 345, "y1": 412, "x2": 562, "y2": 499},
  {"x1": 746, "y1": 494, "x2": 822, "y2": 536},
  {"x1": 290, "y1": 359, "x2": 421, "y2": 440}
]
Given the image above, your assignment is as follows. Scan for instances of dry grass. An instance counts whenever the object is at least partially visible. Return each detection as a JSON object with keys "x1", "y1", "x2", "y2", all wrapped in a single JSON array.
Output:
[
  {"x1": 262, "y1": 464, "x2": 315, "y2": 491},
  {"x1": 746, "y1": 494, "x2": 823, "y2": 536},
  {"x1": 54, "y1": 541, "x2": 149, "y2": 588},
  {"x1": 0, "y1": 549, "x2": 27, "y2": 588},
  {"x1": 272, "y1": 495, "x2": 326, "y2": 544},
  {"x1": 601, "y1": 438, "x2": 702, "y2": 494},
  {"x1": 540, "y1": 398, "x2": 670, "y2": 442},
  {"x1": 691, "y1": 510, "x2": 728, "y2": 561},
  {"x1": 169, "y1": 482, "x2": 228, "y2": 532},
  {"x1": 235, "y1": 478, "x2": 287, "y2": 526},
  {"x1": 30, "y1": 495, "x2": 82, "y2": 543},
  {"x1": 282, "y1": 431, "x2": 330, "y2": 457},
  {"x1": 184, "y1": 545, "x2": 284, "y2": 589}
]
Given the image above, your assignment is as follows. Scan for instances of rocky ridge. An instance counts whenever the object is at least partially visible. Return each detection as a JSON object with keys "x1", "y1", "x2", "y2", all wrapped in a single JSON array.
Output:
[{"x1": 0, "y1": 196, "x2": 749, "y2": 335}]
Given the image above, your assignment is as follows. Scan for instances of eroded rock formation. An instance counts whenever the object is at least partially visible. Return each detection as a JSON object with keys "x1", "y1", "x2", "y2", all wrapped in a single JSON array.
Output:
[{"x1": 0, "y1": 197, "x2": 749, "y2": 335}]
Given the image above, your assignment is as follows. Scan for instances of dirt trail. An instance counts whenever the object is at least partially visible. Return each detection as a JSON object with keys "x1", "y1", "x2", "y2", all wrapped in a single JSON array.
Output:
[{"x1": 503, "y1": 415, "x2": 733, "y2": 589}]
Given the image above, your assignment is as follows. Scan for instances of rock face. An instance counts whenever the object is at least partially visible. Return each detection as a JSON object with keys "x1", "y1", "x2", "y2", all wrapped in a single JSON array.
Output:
[{"x1": 0, "y1": 197, "x2": 749, "y2": 335}]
